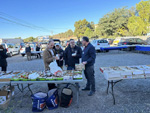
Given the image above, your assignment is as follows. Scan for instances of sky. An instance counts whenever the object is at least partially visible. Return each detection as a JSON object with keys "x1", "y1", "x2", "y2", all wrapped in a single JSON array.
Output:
[{"x1": 0, "y1": 0, "x2": 141, "y2": 39}]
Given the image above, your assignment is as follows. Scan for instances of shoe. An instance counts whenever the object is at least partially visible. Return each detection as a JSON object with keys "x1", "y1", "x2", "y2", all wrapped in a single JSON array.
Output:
[
  {"x1": 82, "y1": 87, "x2": 90, "y2": 91},
  {"x1": 88, "y1": 91, "x2": 95, "y2": 96}
]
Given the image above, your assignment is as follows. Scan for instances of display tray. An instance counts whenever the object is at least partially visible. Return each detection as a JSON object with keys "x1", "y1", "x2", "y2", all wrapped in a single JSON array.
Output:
[
  {"x1": 73, "y1": 78, "x2": 83, "y2": 80},
  {"x1": 53, "y1": 78, "x2": 63, "y2": 81},
  {"x1": 0, "y1": 79, "x2": 11, "y2": 82}
]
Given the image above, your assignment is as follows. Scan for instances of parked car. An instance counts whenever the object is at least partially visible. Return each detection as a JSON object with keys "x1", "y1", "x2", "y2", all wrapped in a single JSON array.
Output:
[
  {"x1": 112, "y1": 37, "x2": 123, "y2": 46},
  {"x1": 118, "y1": 38, "x2": 147, "y2": 46},
  {"x1": 106, "y1": 39, "x2": 115, "y2": 45},
  {"x1": 40, "y1": 42, "x2": 48, "y2": 51},
  {"x1": 20, "y1": 42, "x2": 36, "y2": 57},
  {"x1": 91, "y1": 39, "x2": 110, "y2": 52},
  {"x1": 1, "y1": 43, "x2": 20, "y2": 57}
]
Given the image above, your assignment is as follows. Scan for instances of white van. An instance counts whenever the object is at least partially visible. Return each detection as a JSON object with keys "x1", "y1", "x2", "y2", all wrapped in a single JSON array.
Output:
[{"x1": 1, "y1": 43, "x2": 20, "y2": 57}]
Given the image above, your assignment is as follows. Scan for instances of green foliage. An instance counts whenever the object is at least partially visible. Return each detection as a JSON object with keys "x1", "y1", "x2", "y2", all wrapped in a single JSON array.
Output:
[
  {"x1": 97, "y1": 7, "x2": 129, "y2": 37},
  {"x1": 84, "y1": 28, "x2": 94, "y2": 38},
  {"x1": 51, "y1": 29, "x2": 74, "y2": 39},
  {"x1": 127, "y1": 0, "x2": 150, "y2": 36},
  {"x1": 15, "y1": 37, "x2": 21, "y2": 39},
  {"x1": 74, "y1": 19, "x2": 94, "y2": 38},
  {"x1": 24, "y1": 36, "x2": 36, "y2": 42}
]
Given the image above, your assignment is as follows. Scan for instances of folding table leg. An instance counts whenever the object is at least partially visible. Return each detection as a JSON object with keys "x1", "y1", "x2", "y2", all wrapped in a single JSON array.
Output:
[
  {"x1": 106, "y1": 81, "x2": 110, "y2": 94},
  {"x1": 20, "y1": 84, "x2": 24, "y2": 108},
  {"x1": 27, "y1": 84, "x2": 33, "y2": 95},
  {"x1": 75, "y1": 83, "x2": 79, "y2": 108},
  {"x1": 111, "y1": 81, "x2": 115, "y2": 105}
]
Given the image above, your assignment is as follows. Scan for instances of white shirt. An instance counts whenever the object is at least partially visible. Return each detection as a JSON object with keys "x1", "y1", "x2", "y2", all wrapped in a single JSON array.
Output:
[{"x1": 49, "y1": 49, "x2": 54, "y2": 56}]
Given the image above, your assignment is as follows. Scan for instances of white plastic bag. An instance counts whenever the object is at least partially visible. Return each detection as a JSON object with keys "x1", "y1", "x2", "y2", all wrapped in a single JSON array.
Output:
[{"x1": 49, "y1": 61, "x2": 63, "y2": 76}]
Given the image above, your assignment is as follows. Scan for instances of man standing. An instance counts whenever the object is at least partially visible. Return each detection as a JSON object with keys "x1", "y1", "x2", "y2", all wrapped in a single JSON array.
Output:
[
  {"x1": 25, "y1": 44, "x2": 31, "y2": 61},
  {"x1": 36, "y1": 44, "x2": 41, "y2": 59},
  {"x1": 55, "y1": 43, "x2": 64, "y2": 68},
  {"x1": 82, "y1": 36, "x2": 96, "y2": 96},
  {"x1": 43, "y1": 40, "x2": 57, "y2": 90},
  {"x1": 0, "y1": 45, "x2": 8, "y2": 72},
  {"x1": 77, "y1": 39, "x2": 82, "y2": 47},
  {"x1": 64, "y1": 39, "x2": 82, "y2": 70}
]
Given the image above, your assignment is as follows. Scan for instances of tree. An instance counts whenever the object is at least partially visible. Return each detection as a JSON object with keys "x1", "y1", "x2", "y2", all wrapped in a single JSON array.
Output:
[
  {"x1": 74, "y1": 19, "x2": 93, "y2": 38},
  {"x1": 97, "y1": 7, "x2": 130, "y2": 37},
  {"x1": 127, "y1": 0, "x2": 150, "y2": 36},
  {"x1": 24, "y1": 37, "x2": 35, "y2": 42},
  {"x1": 15, "y1": 37, "x2": 21, "y2": 39},
  {"x1": 67, "y1": 29, "x2": 74, "y2": 37},
  {"x1": 84, "y1": 28, "x2": 94, "y2": 38}
]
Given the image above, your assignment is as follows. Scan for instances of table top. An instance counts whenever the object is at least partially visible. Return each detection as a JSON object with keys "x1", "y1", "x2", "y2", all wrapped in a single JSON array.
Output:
[
  {"x1": 100, "y1": 65, "x2": 150, "y2": 81},
  {"x1": 0, "y1": 79, "x2": 83, "y2": 84}
]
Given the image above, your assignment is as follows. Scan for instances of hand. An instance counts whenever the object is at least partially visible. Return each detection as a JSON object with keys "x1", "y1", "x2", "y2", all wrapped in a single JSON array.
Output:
[
  {"x1": 53, "y1": 56, "x2": 58, "y2": 60},
  {"x1": 82, "y1": 61, "x2": 87, "y2": 65},
  {"x1": 65, "y1": 65, "x2": 68, "y2": 67}
]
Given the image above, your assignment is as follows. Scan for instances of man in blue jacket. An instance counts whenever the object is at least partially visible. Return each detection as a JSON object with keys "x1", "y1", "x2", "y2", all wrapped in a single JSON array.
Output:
[
  {"x1": 82, "y1": 36, "x2": 96, "y2": 96},
  {"x1": 64, "y1": 39, "x2": 82, "y2": 70}
]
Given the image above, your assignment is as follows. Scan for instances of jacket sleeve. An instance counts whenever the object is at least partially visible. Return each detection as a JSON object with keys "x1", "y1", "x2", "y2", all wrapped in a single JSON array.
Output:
[
  {"x1": 76, "y1": 47, "x2": 82, "y2": 58},
  {"x1": 64, "y1": 48, "x2": 68, "y2": 65},
  {"x1": 2, "y1": 51, "x2": 8, "y2": 58},
  {"x1": 43, "y1": 51, "x2": 54, "y2": 64},
  {"x1": 86, "y1": 47, "x2": 96, "y2": 64}
]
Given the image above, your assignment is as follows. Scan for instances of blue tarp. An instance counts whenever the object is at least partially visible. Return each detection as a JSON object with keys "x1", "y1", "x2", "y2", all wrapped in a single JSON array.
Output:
[
  {"x1": 100, "y1": 46, "x2": 128, "y2": 51},
  {"x1": 100, "y1": 45, "x2": 150, "y2": 52},
  {"x1": 135, "y1": 46, "x2": 150, "y2": 51}
]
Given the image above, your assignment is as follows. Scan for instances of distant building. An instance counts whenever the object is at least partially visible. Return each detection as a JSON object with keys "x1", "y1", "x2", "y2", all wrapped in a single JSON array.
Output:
[
  {"x1": 37, "y1": 36, "x2": 50, "y2": 42},
  {"x1": 0, "y1": 38, "x2": 23, "y2": 44}
]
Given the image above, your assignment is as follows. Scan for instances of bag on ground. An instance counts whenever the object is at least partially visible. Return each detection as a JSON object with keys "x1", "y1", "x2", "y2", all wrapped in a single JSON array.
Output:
[
  {"x1": 31, "y1": 92, "x2": 47, "y2": 112},
  {"x1": 60, "y1": 88, "x2": 73, "y2": 108},
  {"x1": 46, "y1": 88, "x2": 59, "y2": 110}
]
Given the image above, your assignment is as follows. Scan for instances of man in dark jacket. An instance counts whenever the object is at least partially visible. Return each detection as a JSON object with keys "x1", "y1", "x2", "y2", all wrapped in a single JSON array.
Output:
[
  {"x1": 36, "y1": 44, "x2": 41, "y2": 58},
  {"x1": 55, "y1": 43, "x2": 64, "y2": 68},
  {"x1": 64, "y1": 39, "x2": 82, "y2": 70},
  {"x1": 82, "y1": 36, "x2": 96, "y2": 96},
  {"x1": 25, "y1": 44, "x2": 31, "y2": 61},
  {"x1": 0, "y1": 45, "x2": 8, "y2": 72}
]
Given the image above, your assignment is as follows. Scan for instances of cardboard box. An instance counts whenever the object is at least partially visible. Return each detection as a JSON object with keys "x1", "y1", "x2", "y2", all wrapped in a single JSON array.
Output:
[{"x1": 0, "y1": 99, "x2": 10, "y2": 110}]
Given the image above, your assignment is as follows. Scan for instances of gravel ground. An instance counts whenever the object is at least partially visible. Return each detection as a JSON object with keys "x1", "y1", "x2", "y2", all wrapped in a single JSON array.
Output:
[{"x1": 1, "y1": 51, "x2": 150, "y2": 113}]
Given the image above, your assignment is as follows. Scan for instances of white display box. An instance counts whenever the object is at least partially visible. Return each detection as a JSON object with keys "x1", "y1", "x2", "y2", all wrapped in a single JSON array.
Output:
[
  {"x1": 120, "y1": 71, "x2": 133, "y2": 76},
  {"x1": 132, "y1": 74, "x2": 145, "y2": 79},
  {"x1": 103, "y1": 71, "x2": 121, "y2": 80},
  {"x1": 145, "y1": 74, "x2": 150, "y2": 78},
  {"x1": 132, "y1": 70, "x2": 144, "y2": 75},
  {"x1": 144, "y1": 70, "x2": 150, "y2": 74}
]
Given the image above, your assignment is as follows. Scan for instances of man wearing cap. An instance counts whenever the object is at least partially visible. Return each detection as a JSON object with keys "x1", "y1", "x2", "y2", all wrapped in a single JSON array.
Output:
[
  {"x1": 55, "y1": 43, "x2": 64, "y2": 68},
  {"x1": 82, "y1": 36, "x2": 96, "y2": 96}
]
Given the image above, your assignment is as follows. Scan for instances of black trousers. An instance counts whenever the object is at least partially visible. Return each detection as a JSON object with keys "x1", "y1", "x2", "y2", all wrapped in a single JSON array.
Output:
[
  {"x1": 37, "y1": 53, "x2": 41, "y2": 58},
  {"x1": 1, "y1": 66, "x2": 7, "y2": 72},
  {"x1": 84, "y1": 65, "x2": 95, "y2": 92},
  {"x1": 48, "y1": 83, "x2": 56, "y2": 90}
]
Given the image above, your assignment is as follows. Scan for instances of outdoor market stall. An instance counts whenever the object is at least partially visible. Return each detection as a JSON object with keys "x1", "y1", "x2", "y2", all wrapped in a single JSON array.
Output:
[
  {"x1": 100, "y1": 65, "x2": 150, "y2": 105},
  {"x1": 0, "y1": 68, "x2": 83, "y2": 109}
]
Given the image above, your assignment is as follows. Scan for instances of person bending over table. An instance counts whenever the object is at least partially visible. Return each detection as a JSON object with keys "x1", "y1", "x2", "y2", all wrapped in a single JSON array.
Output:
[
  {"x1": 82, "y1": 36, "x2": 96, "y2": 96},
  {"x1": 43, "y1": 40, "x2": 58, "y2": 90},
  {"x1": 0, "y1": 45, "x2": 8, "y2": 72}
]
